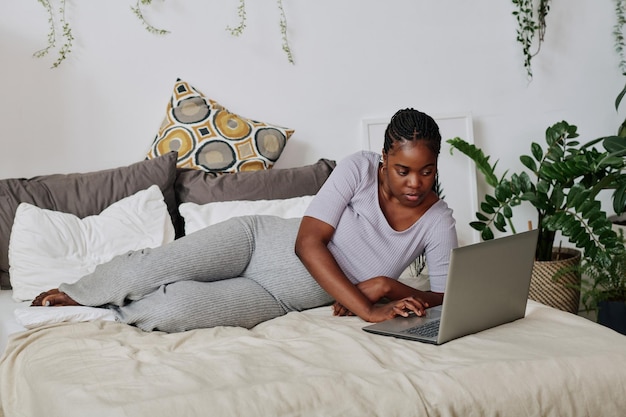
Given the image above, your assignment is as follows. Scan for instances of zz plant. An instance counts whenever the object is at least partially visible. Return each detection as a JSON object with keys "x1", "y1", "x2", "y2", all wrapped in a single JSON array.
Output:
[{"x1": 448, "y1": 121, "x2": 624, "y2": 266}]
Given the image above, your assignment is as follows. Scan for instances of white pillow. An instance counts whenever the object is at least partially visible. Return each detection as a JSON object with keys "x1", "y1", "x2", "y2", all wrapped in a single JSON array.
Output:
[
  {"x1": 14, "y1": 306, "x2": 116, "y2": 329},
  {"x1": 8, "y1": 185, "x2": 175, "y2": 302},
  {"x1": 179, "y1": 195, "x2": 315, "y2": 235}
]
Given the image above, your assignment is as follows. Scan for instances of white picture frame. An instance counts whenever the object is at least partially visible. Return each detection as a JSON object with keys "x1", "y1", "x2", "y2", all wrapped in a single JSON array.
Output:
[{"x1": 362, "y1": 113, "x2": 479, "y2": 246}]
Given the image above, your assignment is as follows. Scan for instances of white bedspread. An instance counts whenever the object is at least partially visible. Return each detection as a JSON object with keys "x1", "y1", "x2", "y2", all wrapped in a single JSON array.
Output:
[
  {"x1": 0, "y1": 292, "x2": 26, "y2": 355},
  {"x1": 1, "y1": 301, "x2": 625, "y2": 417}
]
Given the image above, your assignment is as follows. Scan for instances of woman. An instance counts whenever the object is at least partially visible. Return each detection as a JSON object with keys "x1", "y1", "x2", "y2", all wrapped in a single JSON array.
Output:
[
  {"x1": 296, "y1": 108, "x2": 457, "y2": 322},
  {"x1": 32, "y1": 108, "x2": 458, "y2": 332}
]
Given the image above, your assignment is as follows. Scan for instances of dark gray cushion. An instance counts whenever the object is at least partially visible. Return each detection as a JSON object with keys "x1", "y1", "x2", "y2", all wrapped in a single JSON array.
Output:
[
  {"x1": 0, "y1": 155, "x2": 335, "y2": 290},
  {"x1": 0, "y1": 152, "x2": 179, "y2": 289},
  {"x1": 175, "y1": 158, "x2": 336, "y2": 205}
]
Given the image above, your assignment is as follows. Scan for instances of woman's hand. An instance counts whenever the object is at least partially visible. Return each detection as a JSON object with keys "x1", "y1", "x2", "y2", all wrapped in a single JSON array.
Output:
[
  {"x1": 368, "y1": 296, "x2": 429, "y2": 322},
  {"x1": 333, "y1": 294, "x2": 429, "y2": 321}
]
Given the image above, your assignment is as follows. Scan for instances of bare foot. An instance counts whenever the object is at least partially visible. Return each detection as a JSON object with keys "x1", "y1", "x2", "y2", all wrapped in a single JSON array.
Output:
[{"x1": 31, "y1": 289, "x2": 81, "y2": 307}]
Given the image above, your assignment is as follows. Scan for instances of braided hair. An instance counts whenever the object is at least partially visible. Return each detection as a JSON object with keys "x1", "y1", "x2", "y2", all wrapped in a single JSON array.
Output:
[{"x1": 383, "y1": 108, "x2": 441, "y2": 156}]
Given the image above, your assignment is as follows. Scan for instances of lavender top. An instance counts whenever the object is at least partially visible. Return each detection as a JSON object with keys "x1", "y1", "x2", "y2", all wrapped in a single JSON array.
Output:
[{"x1": 304, "y1": 151, "x2": 458, "y2": 292}]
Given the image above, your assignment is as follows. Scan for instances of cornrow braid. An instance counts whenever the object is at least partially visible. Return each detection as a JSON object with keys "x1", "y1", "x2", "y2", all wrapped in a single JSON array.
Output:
[{"x1": 383, "y1": 108, "x2": 441, "y2": 156}]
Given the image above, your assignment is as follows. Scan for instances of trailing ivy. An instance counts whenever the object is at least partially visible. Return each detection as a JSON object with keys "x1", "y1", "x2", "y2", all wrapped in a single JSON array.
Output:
[
  {"x1": 34, "y1": 0, "x2": 294, "y2": 68},
  {"x1": 614, "y1": 0, "x2": 626, "y2": 76},
  {"x1": 131, "y1": 0, "x2": 169, "y2": 36},
  {"x1": 511, "y1": 0, "x2": 551, "y2": 80},
  {"x1": 277, "y1": 0, "x2": 294, "y2": 64},
  {"x1": 29, "y1": 1, "x2": 626, "y2": 72},
  {"x1": 33, "y1": 0, "x2": 55, "y2": 60},
  {"x1": 226, "y1": 0, "x2": 247, "y2": 37},
  {"x1": 53, "y1": 1, "x2": 74, "y2": 69},
  {"x1": 511, "y1": 0, "x2": 626, "y2": 83},
  {"x1": 34, "y1": 0, "x2": 74, "y2": 68}
]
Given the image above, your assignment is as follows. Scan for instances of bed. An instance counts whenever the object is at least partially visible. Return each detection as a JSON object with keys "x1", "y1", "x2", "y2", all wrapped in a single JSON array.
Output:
[{"x1": 1, "y1": 153, "x2": 626, "y2": 417}]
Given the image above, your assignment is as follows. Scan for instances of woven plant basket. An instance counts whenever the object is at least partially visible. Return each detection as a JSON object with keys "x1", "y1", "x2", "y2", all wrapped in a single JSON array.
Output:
[{"x1": 529, "y1": 248, "x2": 581, "y2": 314}]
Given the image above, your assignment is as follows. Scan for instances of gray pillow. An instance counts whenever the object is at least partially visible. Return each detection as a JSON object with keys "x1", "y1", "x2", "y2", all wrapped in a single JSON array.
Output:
[
  {"x1": 175, "y1": 158, "x2": 336, "y2": 206},
  {"x1": 0, "y1": 152, "x2": 179, "y2": 289}
]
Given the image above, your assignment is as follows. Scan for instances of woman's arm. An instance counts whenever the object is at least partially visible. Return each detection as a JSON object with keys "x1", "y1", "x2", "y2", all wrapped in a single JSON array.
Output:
[
  {"x1": 358, "y1": 277, "x2": 443, "y2": 307},
  {"x1": 295, "y1": 216, "x2": 428, "y2": 321},
  {"x1": 332, "y1": 277, "x2": 443, "y2": 317}
]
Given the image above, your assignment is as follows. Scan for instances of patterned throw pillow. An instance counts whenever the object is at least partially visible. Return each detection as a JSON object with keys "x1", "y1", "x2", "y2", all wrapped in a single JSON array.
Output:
[{"x1": 147, "y1": 79, "x2": 294, "y2": 173}]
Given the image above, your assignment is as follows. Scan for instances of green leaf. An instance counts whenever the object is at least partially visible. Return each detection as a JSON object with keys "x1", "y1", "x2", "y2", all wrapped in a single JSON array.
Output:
[
  {"x1": 509, "y1": 175, "x2": 521, "y2": 194},
  {"x1": 481, "y1": 227, "x2": 494, "y2": 240},
  {"x1": 545, "y1": 146, "x2": 564, "y2": 162},
  {"x1": 519, "y1": 172, "x2": 534, "y2": 192},
  {"x1": 476, "y1": 212, "x2": 489, "y2": 221},
  {"x1": 616, "y1": 80, "x2": 626, "y2": 111},
  {"x1": 567, "y1": 185, "x2": 587, "y2": 210},
  {"x1": 529, "y1": 192, "x2": 551, "y2": 211},
  {"x1": 503, "y1": 205, "x2": 513, "y2": 218},
  {"x1": 470, "y1": 221, "x2": 486, "y2": 231},
  {"x1": 540, "y1": 164, "x2": 566, "y2": 183},
  {"x1": 614, "y1": 182, "x2": 626, "y2": 214},
  {"x1": 485, "y1": 194, "x2": 500, "y2": 206},
  {"x1": 447, "y1": 138, "x2": 499, "y2": 188},
  {"x1": 550, "y1": 186, "x2": 564, "y2": 209},
  {"x1": 569, "y1": 223, "x2": 586, "y2": 243},
  {"x1": 536, "y1": 179, "x2": 549, "y2": 194},
  {"x1": 494, "y1": 212, "x2": 507, "y2": 232},
  {"x1": 601, "y1": 155, "x2": 625, "y2": 168},
  {"x1": 530, "y1": 142, "x2": 543, "y2": 161},
  {"x1": 520, "y1": 155, "x2": 537, "y2": 172},
  {"x1": 481, "y1": 202, "x2": 495, "y2": 214},
  {"x1": 603, "y1": 136, "x2": 626, "y2": 155},
  {"x1": 589, "y1": 215, "x2": 611, "y2": 231},
  {"x1": 494, "y1": 183, "x2": 513, "y2": 202},
  {"x1": 580, "y1": 200, "x2": 601, "y2": 218}
]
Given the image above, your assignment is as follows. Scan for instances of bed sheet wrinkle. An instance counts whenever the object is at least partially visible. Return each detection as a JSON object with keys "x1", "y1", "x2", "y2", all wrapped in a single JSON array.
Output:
[
  {"x1": 412, "y1": 361, "x2": 559, "y2": 417},
  {"x1": 259, "y1": 310, "x2": 439, "y2": 373}
]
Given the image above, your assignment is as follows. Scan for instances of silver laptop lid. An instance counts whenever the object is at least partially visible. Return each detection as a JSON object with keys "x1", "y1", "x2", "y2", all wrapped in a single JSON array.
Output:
[
  {"x1": 436, "y1": 229, "x2": 538, "y2": 344},
  {"x1": 362, "y1": 229, "x2": 538, "y2": 344}
]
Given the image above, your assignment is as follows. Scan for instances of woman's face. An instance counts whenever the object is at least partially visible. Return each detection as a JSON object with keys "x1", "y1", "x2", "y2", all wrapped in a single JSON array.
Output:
[{"x1": 381, "y1": 140, "x2": 438, "y2": 207}]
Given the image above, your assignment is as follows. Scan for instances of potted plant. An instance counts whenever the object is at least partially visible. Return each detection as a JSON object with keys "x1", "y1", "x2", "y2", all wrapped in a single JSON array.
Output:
[
  {"x1": 447, "y1": 120, "x2": 625, "y2": 313},
  {"x1": 573, "y1": 235, "x2": 626, "y2": 334},
  {"x1": 587, "y1": 130, "x2": 626, "y2": 333}
]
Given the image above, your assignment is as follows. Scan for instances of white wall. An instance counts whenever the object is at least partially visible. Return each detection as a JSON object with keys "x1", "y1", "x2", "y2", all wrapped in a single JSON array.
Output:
[{"x1": 1, "y1": 0, "x2": 623, "y2": 241}]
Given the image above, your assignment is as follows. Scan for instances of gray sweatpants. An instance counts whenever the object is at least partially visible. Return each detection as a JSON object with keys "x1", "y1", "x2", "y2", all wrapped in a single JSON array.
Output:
[{"x1": 59, "y1": 216, "x2": 333, "y2": 332}]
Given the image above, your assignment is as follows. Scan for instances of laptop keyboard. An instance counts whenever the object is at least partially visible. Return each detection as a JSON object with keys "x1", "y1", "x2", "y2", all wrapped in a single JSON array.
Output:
[{"x1": 402, "y1": 320, "x2": 441, "y2": 338}]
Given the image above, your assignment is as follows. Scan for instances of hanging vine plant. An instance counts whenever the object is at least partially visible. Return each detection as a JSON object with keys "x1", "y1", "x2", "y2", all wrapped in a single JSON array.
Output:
[
  {"x1": 131, "y1": 0, "x2": 169, "y2": 36},
  {"x1": 613, "y1": 0, "x2": 626, "y2": 136},
  {"x1": 511, "y1": 0, "x2": 551, "y2": 80},
  {"x1": 511, "y1": 0, "x2": 626, "y2": 84},
  {"x1": 34, "y1": 0, "x2": 74, "y2": 68},
  {"x1": 34, "y1": 0, "x2": 294, "y2": 68},
  {"x1": 225, "y1": 0, "x2": 294, "y2": 64},
  {"x1": 614, "y1": 0, "x2": 626, "y2": 76}
]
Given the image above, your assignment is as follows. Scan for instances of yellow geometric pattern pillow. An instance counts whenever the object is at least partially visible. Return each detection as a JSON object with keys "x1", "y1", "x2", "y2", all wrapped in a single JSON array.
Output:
[{"x1": 147, "y1": 79, "x2": 294, "y2": 173}]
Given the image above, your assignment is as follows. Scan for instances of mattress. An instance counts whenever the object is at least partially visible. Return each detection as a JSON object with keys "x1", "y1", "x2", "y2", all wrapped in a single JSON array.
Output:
[{"x1": 1, "y1": 300, "x2": 626, "y2": 417}]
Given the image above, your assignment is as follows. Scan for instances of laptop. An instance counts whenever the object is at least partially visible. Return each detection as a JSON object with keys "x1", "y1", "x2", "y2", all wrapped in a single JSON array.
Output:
[{"x1": 362, "y1": 229, "x2": 538, "y2": 344}]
